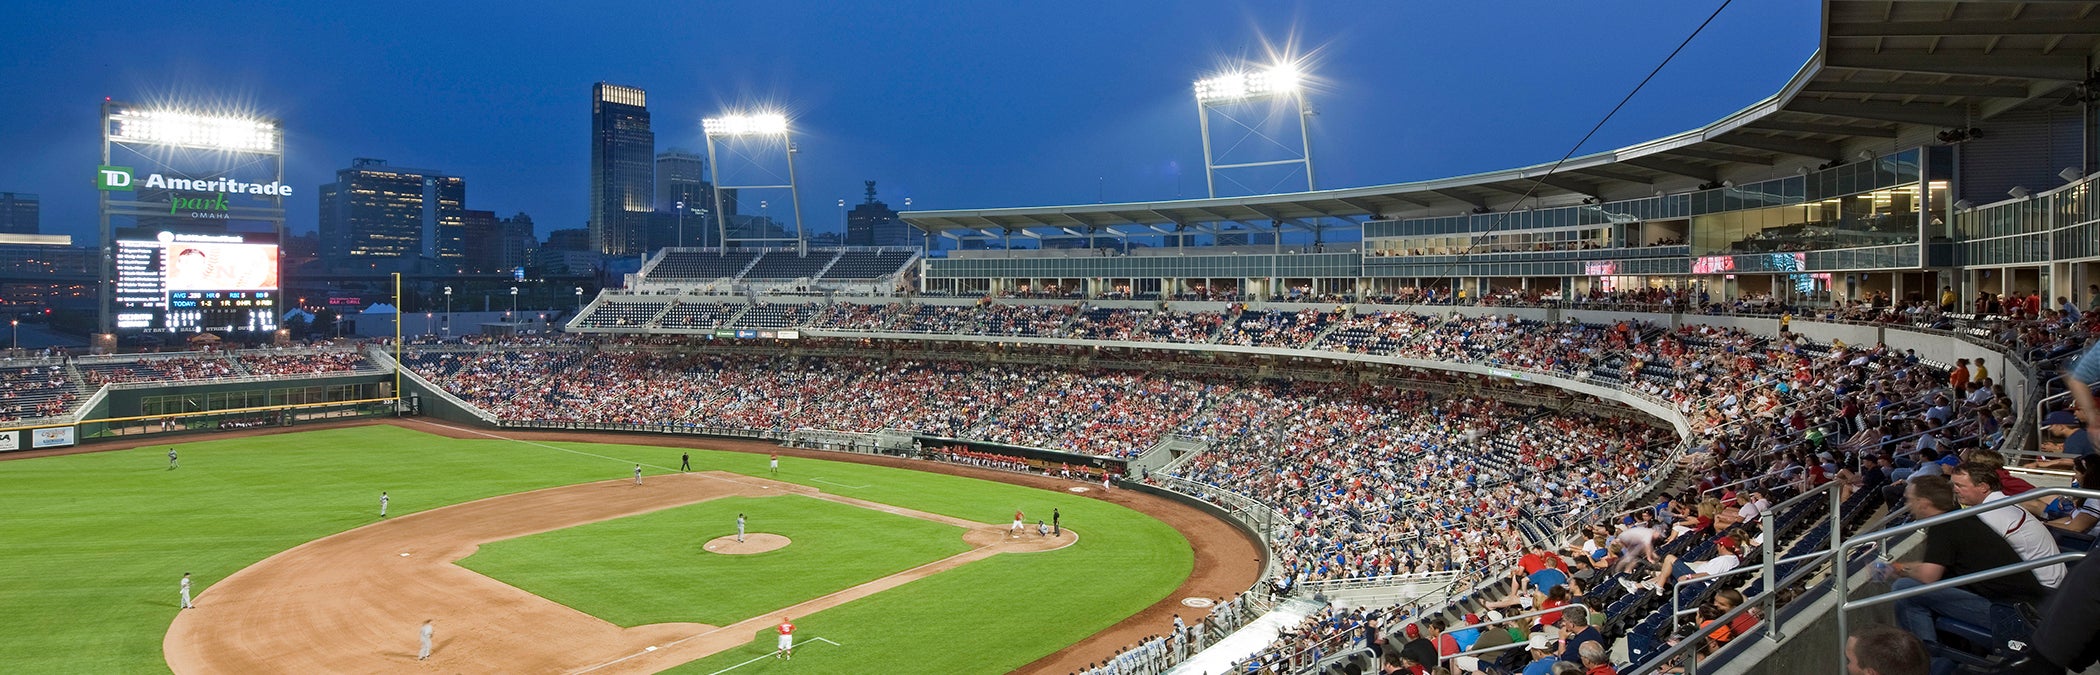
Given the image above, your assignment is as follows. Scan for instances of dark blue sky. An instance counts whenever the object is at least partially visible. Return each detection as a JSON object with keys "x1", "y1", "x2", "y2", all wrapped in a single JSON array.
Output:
[{"x1": 0, "y1": 1, "x2": 1819, "y2": 243}]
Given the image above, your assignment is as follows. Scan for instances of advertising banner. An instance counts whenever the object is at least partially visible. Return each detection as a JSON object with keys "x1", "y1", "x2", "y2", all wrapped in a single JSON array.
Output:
[
  {"x1": 30, "y1": 426, "x2": 76, "y2": 449},
  {"x1": 0, "y1": 430, "x2": 18, "y2": 452}
]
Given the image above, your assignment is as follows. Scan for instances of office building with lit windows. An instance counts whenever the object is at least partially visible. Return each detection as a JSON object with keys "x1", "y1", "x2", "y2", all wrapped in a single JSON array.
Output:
[
  {"x1": 316, "y1": 158, "x2": 466, "y2": 271},
  {"x1": 590, "y1": 82, "x2": 654, "y2": 256},
  {"x1": 0, "y1": 192, "x2": 37, "y2": 235}
]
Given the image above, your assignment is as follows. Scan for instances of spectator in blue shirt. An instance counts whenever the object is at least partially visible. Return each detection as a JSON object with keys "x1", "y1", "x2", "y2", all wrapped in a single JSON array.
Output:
[{"x1": 2068, "y1": 340, "x2": 2100, "y2": 458}]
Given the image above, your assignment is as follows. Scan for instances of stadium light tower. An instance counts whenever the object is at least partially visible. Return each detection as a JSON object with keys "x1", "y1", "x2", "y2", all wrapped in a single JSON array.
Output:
[
  {"x1": 99, "y1": 102, "x2": 287, "y2": 340},
  {"x1": 1193, "y1": 62, "x2": 1317, "y2": 198},
  {"x1": 702, "y1": 112, "x2": 806, "y2": 251}
]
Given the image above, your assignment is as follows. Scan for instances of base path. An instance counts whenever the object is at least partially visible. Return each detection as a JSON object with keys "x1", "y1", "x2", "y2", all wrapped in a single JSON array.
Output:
[
  {"x1": 163, "y1": 469, "x2": 1069, "y2": 674},
  {"x1": 152, "y1": 419, "x2": 1262, "y2": 674}
]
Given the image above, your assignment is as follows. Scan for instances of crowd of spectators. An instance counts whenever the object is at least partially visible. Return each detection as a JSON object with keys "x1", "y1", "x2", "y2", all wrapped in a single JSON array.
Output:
[
  {"x1": 392, "y1": 299, "x2": 2100, "y2": 675},
  {"x1": 237, "y1": 351, "x2": 373, "y2": 376},
  {"x1": 0, "y1": 365, "x2": 75, "y2": 422},
  {"x1": 77, "y1": 356, "x2": 237, "y2": 386},
  {"x1": 1216, "y1": 308, "x2": 1338, "y2": 349}
]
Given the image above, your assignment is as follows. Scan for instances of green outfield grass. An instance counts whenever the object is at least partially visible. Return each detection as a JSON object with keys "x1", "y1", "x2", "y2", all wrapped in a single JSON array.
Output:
[
  {"x1": 0, "y1": 423, "x2": 1194, "y2": 674},
  {"x1": 461, "y1": 495, "x2": 974, "y2": 626}
]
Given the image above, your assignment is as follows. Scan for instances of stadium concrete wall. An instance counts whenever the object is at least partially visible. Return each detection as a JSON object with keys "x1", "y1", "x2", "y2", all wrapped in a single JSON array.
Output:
[
  {"x1": 1121, "y1": 480, "x2": 1273, "y2": 581},
  {"x1": 98, "y1": 373, "x2": 393, "y2": 417}
]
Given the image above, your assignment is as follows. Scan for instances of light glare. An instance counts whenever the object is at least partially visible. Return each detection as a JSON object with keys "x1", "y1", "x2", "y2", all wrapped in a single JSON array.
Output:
[
  {"x1": 111, "y1": 109, "x2": 279, "y2": 152},
  {"x1": 703, "y1": 113, "x2": 790, "y2": 136},
  {"x1": 1193, "y1": 63, "x2": 1304, "y2": 103}
]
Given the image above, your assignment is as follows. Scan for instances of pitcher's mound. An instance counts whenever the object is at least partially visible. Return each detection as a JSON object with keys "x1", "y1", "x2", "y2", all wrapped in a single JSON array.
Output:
[{"x1": 704, "y1": 533, "x2": 790, "y2": 554}]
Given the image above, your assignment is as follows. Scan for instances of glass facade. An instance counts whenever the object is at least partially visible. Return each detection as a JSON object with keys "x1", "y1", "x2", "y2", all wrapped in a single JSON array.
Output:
[
  {"x1": 1689, "y1": 184, "x2": 1916, "y2": 255},
  {"x1": 921, "y1": 148, "x2": 2003, "y2": 288},
  {"x1": 317, "y1": 161, "x2": 467, "y2": 266},
  {"x1": 1957, "y1": 179, "x2": 2099, "y2": 266},
  {"x1": 591, "y1": 83, "x2": 655, "y2": 257},
  {"x1": 928, "y1": 252, "x2": 1362, "y2": 280}
]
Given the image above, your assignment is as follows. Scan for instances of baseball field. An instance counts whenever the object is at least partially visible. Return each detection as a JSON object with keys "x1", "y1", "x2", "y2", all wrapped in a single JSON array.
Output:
[{"x1": 0, "y1": 420, "x2": 1236, "y2": 674}]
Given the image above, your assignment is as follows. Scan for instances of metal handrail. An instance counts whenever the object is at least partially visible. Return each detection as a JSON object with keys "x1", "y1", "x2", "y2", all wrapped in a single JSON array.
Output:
[
  {"x1": 1845, "y1": 551, "x2": 2087, "y2": 611},
  {"x1": 1623, "y1": 489, "x2": 1853, "y2": 675},
  {"x1": 1828, "y1": 485, "x2": 2100, "y2": 673}
]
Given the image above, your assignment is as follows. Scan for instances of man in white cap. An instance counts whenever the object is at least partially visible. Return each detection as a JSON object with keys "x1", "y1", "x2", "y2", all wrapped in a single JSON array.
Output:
[{"x1": 1520, "y1": 632, "x2": 1560, "y2": 675}]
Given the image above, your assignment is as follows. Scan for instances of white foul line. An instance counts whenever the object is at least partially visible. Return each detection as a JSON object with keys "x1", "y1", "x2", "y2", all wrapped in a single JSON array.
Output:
[
  {"x1": 701, "y1": 637, "x2": 843, "y2": 675},
  {"x1": 811, "y1": 477, "x2": 870, "y2": 489}
]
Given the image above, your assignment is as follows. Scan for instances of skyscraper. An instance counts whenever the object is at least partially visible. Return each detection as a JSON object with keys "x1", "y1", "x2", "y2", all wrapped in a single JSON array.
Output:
[
  {"x1": 497, "y1": 212, "x2": 537, "y2": 272},
  {"x1": 590, "y1": 83, "x2": 654, "y2": 257},
  {"x1": 0, "y1": 192, "x2": 37, "y2": 235},
  {"x1": 846, "y1": 181, "x2": 914, "y2": 247},
  {"x1": 656, "y1": 149, "x2": 714, "y2": 248},
  {"x1": 655, "y1": 149, "x2": 706, "y2": 212},
  {"x1": 461, "y1": 209, "x2": 500, "y2": 273},
  {"x1": 316, "y1": 158, "x2": 466, "y2": 271}
]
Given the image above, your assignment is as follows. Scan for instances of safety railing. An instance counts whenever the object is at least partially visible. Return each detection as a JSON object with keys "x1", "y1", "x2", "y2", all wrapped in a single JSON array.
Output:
[
  {"x1": 1296, "y1": 570, "x2": 1463, "y2": 600},
  {"x1": 1623, "y1": 481, "x2": 1845, "y2": 675},
  {"x1": 1436, "y1": 603, "x2": 1588, "y2": 670},
  {"x1": 1827, "y1": 485, "x2": 2100, "y2": 673}
]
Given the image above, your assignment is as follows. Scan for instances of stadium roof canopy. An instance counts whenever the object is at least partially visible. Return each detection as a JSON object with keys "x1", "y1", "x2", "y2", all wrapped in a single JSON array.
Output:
[{"x1": 904, "y1": 0, "x2": 2100, "y2": 242}]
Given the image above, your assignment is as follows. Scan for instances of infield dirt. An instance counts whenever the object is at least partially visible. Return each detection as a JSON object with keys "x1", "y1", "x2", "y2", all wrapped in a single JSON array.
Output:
[{"x1": 152, "y1": 419, "x2": 1260, "y2": 674}]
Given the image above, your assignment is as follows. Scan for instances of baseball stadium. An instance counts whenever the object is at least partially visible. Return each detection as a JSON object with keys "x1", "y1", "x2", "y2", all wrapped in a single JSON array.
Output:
[{"x1": 6, "y1": 2, "x2": 2100, "y2": 674}]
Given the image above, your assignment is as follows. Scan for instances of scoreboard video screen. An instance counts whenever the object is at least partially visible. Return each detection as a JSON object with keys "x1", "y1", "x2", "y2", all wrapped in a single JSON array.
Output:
[{"x1": 113, "y1": 229, "x2": 280, "y2": 332}]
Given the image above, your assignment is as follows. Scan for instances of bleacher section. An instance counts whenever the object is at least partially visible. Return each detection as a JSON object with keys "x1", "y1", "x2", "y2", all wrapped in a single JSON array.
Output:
[
  {"x1": 76, "y1": 354, "x2": 237, "y2": 386},
  {"x1": 732, "y1": 304, "x2": 816, "y2": 328},
  {"x1": 819, "y1": 250, "x2": 916, "y2": 280},
  {"x1": 648, "y1": 250, "x2": 761, "y2": 280},
  {"x1": 0, "y1": 364, "x2": 79, "y2": 422},
  {"x1": 573, "y1": 301, "x2": 669, "y2": 329},
  {"x1": 741, "y1": 250, "x2": 835, "y2": 280},
  {"x1": 657, "y1": 301, "x2": 744, "y2": 330}
]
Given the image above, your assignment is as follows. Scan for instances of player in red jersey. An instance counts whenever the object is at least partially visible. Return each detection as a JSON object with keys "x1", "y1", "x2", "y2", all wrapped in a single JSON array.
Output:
[{"x1": 776, "y1": 617, "x2": 795, "y2": 660}]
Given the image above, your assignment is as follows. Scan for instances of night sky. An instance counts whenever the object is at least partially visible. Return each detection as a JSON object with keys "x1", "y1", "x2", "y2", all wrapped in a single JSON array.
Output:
[{"x1": 0, "y1": 1, "x2": 1818, "y2": 243}]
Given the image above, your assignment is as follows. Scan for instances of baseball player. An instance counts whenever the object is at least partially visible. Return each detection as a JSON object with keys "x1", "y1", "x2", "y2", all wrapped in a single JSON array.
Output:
[
  {"x1": 1010, "y1": 509, "x2": 1024, "y2": 537},
  {"x1": 680, "y1": 452, "x2": 691, "y2": 472},
  {"x1": 168, "y1": 448, "x2": 178, "y2": 470},
  {"x1": 775, "y1": 617, "x2": 794, "y2": 660},
  {"x1": 769, "y1": 453, "x2": 780, "y2": 476},
  {"x1": 1053, "y1": 508, "x2": 1061, "y2": 536},
  {"x1": 418, "y1": 619, "x2": 434, "y2": 660},
  {"x1": 380, "y1": 491, "x2": 389, "y2": 518},
  {"x1": 179, "y1": 572, "x2": 193, "y2": 609},
  {"x1": 737, "y1": 513, "x2": 746, "y2": 543},
  {"x1": 634, "y1": 464, "x2": 643, "y2": 486}
]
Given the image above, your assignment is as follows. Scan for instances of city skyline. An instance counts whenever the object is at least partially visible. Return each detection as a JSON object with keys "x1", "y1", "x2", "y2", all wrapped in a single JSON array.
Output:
[{"x1": 0, "y1": 2, "x2": 1817, "y2": 246}]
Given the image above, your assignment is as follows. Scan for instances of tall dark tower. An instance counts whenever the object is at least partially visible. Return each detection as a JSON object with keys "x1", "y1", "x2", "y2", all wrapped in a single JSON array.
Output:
[
  {"x1": 590, "y1": 83, "x2": 654, "y2": 257},
  {"x1": 846, "y1": 181, "x2": 906, "y2": 247}
]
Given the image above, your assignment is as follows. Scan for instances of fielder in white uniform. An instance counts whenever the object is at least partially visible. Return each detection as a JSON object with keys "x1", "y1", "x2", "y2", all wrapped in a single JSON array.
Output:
[
  {"x1": 737, "y1": 513, "x2": 746, "y2": 543},
  {"x1": 634, "y1": 464, "x2": 643, "y2": 486},
  {"x1": 380, "y1": 491, "x2": 389, "y2": 518},
  {"x1": 179, "y1": 572, "x2": 193, "y2": 609},
  {"x1": 168, "y1": 448, "x2": 178, "y2": 470},
  {"x1": 418, "y1": 619, "x2": 433, "y2": 660}
]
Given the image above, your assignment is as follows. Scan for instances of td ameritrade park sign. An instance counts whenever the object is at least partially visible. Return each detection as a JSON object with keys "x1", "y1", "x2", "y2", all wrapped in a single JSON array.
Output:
[{"x1": 96, "y1": 165, "x2": 292, "y2": 217}]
